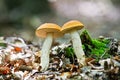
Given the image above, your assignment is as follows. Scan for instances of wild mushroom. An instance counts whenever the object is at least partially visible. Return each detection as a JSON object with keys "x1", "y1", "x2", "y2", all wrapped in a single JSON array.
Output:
[
  {"x1": 61, "y1": 20, "x2": 86, "y2": 66},
  {"x1": 36, "y1": 23, "x2": 62, "y2": 71}
]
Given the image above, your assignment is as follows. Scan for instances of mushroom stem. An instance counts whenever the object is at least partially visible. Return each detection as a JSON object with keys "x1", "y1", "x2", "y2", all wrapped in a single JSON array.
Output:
[
  {"x1": 70, "y1": 30, "x2": 86, "y2": 66},
  {"x1": 40, "y1": 33, "x2": 53, "y2": 71}
]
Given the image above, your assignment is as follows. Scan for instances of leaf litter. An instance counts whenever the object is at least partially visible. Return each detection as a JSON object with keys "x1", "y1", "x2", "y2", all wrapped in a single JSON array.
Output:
[{"x1": 0, "y1": 30, "x2": 120, "y2": 80}]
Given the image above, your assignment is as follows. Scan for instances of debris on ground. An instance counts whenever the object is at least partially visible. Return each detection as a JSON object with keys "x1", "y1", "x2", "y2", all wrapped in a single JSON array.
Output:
[{"x1": 0, "y1": 30, "x2": 120, "y2": 80}]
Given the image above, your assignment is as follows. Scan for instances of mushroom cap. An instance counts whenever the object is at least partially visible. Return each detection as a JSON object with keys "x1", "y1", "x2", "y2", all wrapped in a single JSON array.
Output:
[
  {"x1": 36, "y1": 23, "x2": 62, "y2": 38},
  {"x1": 61, "y1": 20, "x2": 84, "y2": 33}
]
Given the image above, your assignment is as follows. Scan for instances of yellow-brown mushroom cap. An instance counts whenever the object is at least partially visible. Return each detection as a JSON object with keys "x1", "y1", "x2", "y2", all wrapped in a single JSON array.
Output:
[
  {"x1": 61, "y1": 20, "x2": 84, "y2": 33},
  {"x1": 36, "y1": 23, "x2": 62, "y2": 38}
]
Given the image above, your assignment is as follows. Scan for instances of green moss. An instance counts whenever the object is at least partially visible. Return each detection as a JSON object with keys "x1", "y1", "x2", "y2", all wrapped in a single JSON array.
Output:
[
  {"x1": 80, "y1": 30, "x2": 92, "y2": 45},
  {"x1": 0, "y1": 43, "x2": 7, "y2": 47},
  {"x1": 80, "y1": 30, "x2": 110, "y2": 60},
  {"x1": 92, "y1": 39, "x2": 107, "y2": 48},
  {"x1": 64, "y1": 47, "x2": 74, "y2": 58}
]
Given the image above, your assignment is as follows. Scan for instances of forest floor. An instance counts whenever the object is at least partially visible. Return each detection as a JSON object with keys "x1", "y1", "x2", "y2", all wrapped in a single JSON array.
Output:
[{"x1": 0, "y1": 30, "x2": 120, "y2": 80}]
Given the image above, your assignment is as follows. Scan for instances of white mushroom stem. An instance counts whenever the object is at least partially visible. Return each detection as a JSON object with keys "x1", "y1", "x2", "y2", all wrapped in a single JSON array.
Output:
[
  {"x1": 40, "y1": 33, "x2": 53, "y2": 71},
  {"x1": 70, "y1": 30, "x2": 86, "y2": 66}
]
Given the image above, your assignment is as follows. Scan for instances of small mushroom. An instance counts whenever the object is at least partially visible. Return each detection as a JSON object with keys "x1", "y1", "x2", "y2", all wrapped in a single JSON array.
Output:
[
  {"x1": 61, "y1": 20, "x2": 86, "y2": 66},
  {"x1": 36, "y1": 23, "x2": 62, "y2": 71}
]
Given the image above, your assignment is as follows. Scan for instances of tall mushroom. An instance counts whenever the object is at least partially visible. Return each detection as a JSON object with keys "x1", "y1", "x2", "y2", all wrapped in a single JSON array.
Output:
[
  {"x1": 61, "y1": 20, "x2": 86, "y2": 66},
  {"x1": 36, "y1": 23, "x2": 62, "y2": 71}
]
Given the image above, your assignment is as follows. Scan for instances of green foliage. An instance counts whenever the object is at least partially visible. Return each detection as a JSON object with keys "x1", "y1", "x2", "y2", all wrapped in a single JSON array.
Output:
[
  {"x1": 80, "y1": 30, "x2": 110, "y2": 60},
  {"x1": 80, "y1": 30, "x2": 92, "y2": 45},
  {"x1": 0, "y1": 38, "x2": 7, "y2": 47},
  {"x1": 0, "y1": 43, "x2": 7, "y2": 47},
  {"x1": 92, "y1": 39, "x2": 107, "y2": 48},
  {"x1": 64, "y1": 46, "x2": 74, "y2": 58}
]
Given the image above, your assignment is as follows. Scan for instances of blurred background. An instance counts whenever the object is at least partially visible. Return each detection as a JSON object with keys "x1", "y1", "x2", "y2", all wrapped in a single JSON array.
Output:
[{"x1": 0, "y1": 0, "x2": 120, "y2": 42}]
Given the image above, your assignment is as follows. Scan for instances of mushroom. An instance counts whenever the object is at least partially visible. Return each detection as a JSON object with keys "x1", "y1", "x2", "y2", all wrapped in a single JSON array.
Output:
[
  {"x1": 61, "y1": 20, "x2": 86, "y2": 66},
  {"x1": 36, "y1": 23, "x2": 62, "y2": 71}
]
